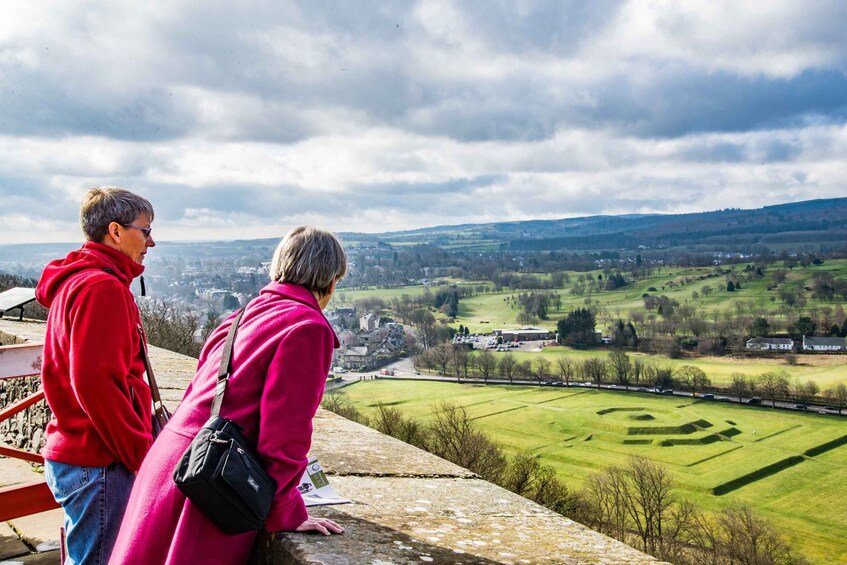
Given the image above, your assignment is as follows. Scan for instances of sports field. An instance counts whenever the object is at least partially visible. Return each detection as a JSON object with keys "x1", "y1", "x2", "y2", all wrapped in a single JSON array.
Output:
[{"x1": 339, "y1": 379, "x2": 847, "y2": 564}]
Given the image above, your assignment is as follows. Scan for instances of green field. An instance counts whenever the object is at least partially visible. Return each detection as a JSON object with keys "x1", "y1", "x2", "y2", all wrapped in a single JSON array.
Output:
[
  {"x1": 338, "y1": 380, "x2": 847, "y2": 564},
  {"x1": 333, "y1": 260, "x2": 847, "y2": 336}
]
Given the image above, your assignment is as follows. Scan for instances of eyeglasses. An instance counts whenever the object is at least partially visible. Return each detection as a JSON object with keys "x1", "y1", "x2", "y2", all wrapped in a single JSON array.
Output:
[{"x1": 121, "y1": 224, "x2": 153, "y2": 238}]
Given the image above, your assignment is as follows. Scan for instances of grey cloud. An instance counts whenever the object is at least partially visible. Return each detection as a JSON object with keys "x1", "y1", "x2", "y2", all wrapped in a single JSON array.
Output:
[{"x1": 3, "y1": 2, "x2": 846, "y2": 145}]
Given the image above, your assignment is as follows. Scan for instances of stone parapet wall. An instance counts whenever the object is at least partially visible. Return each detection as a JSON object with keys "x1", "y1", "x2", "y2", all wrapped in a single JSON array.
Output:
[{"x1": 0, "y1": 319, "x2": 663, "y2": 564}]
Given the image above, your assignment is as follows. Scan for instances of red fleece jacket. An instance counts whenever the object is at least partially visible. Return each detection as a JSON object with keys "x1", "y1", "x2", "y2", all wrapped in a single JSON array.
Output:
[{"x1": 36, "y1": 242, "x2": 153, "y2": 472}]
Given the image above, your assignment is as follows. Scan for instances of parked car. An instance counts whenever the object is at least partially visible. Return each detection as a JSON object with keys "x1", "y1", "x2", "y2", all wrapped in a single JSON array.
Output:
[
  {"x1": 700, "y1": 393, "x2": 715, "y2": 400},
  {"x1": 793, "y1": 404, "x2": 808, "y2": 411},
  {"x1": 746, "y1": 397, "x2": 762, "y2": 405}
]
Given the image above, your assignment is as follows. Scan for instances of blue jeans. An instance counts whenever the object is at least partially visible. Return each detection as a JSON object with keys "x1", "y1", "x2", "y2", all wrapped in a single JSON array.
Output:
[{"x1": 44, "y1": 460, "x2": 135, "y2": 565}]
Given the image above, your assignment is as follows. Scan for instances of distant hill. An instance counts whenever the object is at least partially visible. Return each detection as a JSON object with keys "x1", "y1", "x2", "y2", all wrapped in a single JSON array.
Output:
[
  {"x1": 342, "y1": 197, "x2": 847, "y2": 253},
  {"x1": 1, "y1": 198, "x2": 845, "y2": 276}
]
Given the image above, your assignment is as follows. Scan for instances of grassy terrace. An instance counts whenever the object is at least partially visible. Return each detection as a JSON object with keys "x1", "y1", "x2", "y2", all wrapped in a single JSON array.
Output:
[{"x1": 340, "y1": 380, "x2": 847, "y2": 564}]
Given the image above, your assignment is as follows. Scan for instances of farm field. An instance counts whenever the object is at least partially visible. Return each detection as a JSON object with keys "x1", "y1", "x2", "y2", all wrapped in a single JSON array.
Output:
[{"x1": 338, "y1": 379, "x2": 847, "y2": 564}]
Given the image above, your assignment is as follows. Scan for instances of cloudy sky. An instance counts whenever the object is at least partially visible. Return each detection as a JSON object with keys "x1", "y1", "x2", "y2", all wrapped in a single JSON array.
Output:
[{"x1": 1, "y1": 1, "x2": 845, "y2": 243}]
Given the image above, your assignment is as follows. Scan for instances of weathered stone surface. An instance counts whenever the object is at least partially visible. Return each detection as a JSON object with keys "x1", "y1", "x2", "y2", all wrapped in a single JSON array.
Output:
[
  {"x1": 311, "y1": 411, "x2": 475, "y2": 478},
  {"x1": 142, "y1": 344, "x2": 198, "y2": 407},
  {"x1": 254, "y1": 476, "x2": 660, "y2": 564},
  {"x1": 0, "y1": 521, "x2": 30, "y2": 561},
  {"x1": 8, "y1": 509, "x2": 63, "y2": 553},
  {"x1": 0, "y1": 458, "x2": 40, "y2": 488},
  {"x1": 4, "y1": 549, "x2": 61, "y2": 564}
]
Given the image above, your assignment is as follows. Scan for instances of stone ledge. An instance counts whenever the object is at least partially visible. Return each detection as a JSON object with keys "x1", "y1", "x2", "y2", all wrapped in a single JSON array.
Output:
[{"x1": 253, "y1": 475, "x2": 660, "y2": 564}]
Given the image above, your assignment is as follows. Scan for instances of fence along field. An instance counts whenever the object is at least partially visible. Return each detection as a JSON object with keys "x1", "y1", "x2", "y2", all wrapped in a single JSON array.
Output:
[{"x1": 339, "y1": 380, "x2": 847, "y2": 564}]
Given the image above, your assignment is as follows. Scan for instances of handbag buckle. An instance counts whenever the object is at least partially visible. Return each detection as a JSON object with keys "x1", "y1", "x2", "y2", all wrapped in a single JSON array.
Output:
[{"x1": 209, "y1": 432, "x2": 231, "y2": 445}]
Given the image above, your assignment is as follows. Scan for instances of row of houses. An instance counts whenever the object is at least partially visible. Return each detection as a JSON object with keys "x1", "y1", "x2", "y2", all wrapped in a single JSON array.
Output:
[
  {"x1": 745, "y1": 336, "x2": 847, "y2": 352},
  {"x1": 325, "y1": 309, "x2": 407, "y2": 371}
]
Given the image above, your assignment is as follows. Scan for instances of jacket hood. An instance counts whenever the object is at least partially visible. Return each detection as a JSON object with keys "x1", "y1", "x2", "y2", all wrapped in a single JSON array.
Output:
[{"x1": 36, "y1": 241, "x2": 144, "y2": 308}]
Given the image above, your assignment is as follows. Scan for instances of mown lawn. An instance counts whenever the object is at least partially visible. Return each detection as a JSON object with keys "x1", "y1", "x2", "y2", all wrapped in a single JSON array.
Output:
[{"x1": 337, "y1": 379, "x2": 847, "y2": 564}]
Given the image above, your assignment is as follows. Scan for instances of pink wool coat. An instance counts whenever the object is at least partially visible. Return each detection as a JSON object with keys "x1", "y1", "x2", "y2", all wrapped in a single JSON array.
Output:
[{"x1": 109, "y1": 282, "x2": 339, "y2": 565}]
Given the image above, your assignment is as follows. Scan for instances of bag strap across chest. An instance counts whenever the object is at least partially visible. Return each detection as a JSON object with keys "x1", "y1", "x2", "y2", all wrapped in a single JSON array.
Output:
[{"x1": 210, "y1": 308, "x2": 247, "y2": 418}]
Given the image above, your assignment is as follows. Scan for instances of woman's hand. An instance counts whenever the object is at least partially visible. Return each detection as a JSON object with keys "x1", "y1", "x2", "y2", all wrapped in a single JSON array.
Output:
[{"x1": 295, "y1": 516, "x2": 344, "y2": 536}]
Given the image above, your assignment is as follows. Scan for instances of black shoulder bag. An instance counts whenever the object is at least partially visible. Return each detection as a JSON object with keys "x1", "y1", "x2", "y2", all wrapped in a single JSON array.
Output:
[{"x1": 173, "y1": 308, "x2": 278, "y2": 534}]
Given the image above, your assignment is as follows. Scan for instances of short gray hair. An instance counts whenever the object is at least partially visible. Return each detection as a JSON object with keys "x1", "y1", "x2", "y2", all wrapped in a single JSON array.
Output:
[
  {"x1": 270, "y1": 226, "x2": 347, "y2": 296},
  {"x1": 80, "y1": 186, "x2": 155, "y2": 242}
]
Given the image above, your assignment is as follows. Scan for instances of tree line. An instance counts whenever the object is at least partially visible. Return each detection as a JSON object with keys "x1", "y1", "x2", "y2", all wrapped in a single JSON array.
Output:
[{"x1": 413, "y1": 345, "x2": 847, "y2": 412}]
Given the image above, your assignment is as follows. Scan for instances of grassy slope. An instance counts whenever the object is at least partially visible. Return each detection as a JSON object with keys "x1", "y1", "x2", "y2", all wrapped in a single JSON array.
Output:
[
  {"x1": 340, "y1": 380, "x2": 847, "y2": 564},
  {"x1": 334, "y1": 260, "x2": 847, "y2": 334},
  {"x1": 334, "y1": 260, "x2": 847, "y2": 387}
]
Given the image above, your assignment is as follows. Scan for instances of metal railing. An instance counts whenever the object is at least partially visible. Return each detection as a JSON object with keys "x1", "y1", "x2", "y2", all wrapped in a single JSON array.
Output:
[{"x1": 0, "y1": 342, "x2": 60, "y2": 521}]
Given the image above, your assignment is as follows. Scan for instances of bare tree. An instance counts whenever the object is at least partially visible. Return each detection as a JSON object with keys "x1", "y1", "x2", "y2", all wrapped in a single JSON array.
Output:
[
  {"x1": 556, "y1": 355, "x2": 577, "y2": 386},
  {"x1": 450, "y1": 344, "x2": 470, "y2": 382},
  {"x1": 582, "y1": 357, "x2": 607, "y2": 387},
  {"x1": 372, "y1": 402, "x2": 425, "y2": 446},
  {"x1": 499, "y1": 352, "x2": 517, "y2": 383},
  {"x1": 622, "y1": 457, "x2": 675, "y2": 557},
  {"x1": 430, "y1": 342, "x2": 452, "y2": 376},
  {"x1": 718, "y1": 505, "x2": 802, "y2": 565},
  {"x1": 758, "y1": 370, "x2": 791, "y2": 408},
  {"x1": 427, "y1": 402, "x2": 506, "y2": 483},
  {"x1": 502, "y1": 452, "x2": 575, "y2": 515},
  {"x1": 321, "y1": 392, "x2": 369, "y2": 426},
  {"x1": 608, "y1": 350, "x2": 632, "y2": 390},
  {"x1": 823, "y1": 383, "x2": 847, "y2": 414},
  {"x1": 138, "y1": 298, "x2": 203, "y2": 358},
  {"x1": 584, "y1": 466, "x2": 629, "y2": 541},
  {"x1": 408, "y1": 308, "x2": 438, "y2": 350},
  {"x1": 535, "y1": 357, "x2": 552, "y2": 383},
  {"x1": 678, "y1": 366, "x2": 711, "y2": 396},
  {"x1": 476, "y1": 350, "x2": 497, "y2": 383},
  {"x1": 730, "y1": 372, "x2": 750, "y2": 403}
]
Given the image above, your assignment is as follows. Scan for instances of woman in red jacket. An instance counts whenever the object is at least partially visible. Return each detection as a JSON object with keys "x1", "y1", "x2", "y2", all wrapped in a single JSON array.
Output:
[
  {"x1": 37, "y1": 187, "x2": 156, "y2": 565},
  {"x1": 110, "y1": 226, "x2": 345, "y2": 564}
]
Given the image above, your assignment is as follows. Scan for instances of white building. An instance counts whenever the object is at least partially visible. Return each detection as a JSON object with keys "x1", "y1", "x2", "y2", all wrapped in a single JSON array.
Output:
[
  {"x1": 745, "y1": 337, "x2": 794, "y2": 351},
  {"x1": 802, "y1": 336, "x2": 847, "y2": 352}
]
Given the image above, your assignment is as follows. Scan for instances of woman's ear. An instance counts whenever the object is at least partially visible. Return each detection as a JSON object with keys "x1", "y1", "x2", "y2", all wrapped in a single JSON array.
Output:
[{"x1": 103, "y1": 221, "x2": 122, "y2": 245}]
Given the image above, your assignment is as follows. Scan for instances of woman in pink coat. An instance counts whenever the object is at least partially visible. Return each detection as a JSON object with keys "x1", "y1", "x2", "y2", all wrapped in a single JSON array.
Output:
[{"x1": 110, "y1": 226, "x2": 346, "y2": 564}]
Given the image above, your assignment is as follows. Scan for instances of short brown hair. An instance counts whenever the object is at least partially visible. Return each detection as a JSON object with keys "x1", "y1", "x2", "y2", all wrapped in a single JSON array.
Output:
[
  {"x1": 80, "y1": 186, "x2": 154, "y2": 242},
  {"x1": 270, "y1": 226, "x2": 347, "y2": 296}
]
